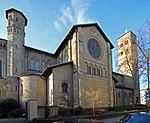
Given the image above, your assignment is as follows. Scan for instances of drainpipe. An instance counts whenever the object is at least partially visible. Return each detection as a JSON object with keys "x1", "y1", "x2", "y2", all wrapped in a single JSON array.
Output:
[
  {"x1": 75, "y1": 28, "x2": 80, "y2": 106},
  {"x1": 17, "y1": 77, "x2": 20, "y2": 108}
]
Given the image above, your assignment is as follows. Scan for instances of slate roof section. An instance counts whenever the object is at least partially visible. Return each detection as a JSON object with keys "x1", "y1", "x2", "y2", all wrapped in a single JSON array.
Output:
[
  {"x1": 25, "y1": 46, "x2": 54, "y2": 56},
  {"x1": 42, "y1": 61, "x2": 73, "y2": 77}
]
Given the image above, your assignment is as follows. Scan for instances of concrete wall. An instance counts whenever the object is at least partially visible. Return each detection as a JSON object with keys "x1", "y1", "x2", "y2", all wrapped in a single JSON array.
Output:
[
  {"x1": 0, "y1": 77, "x2": 20, "y2": 101},
  {"x1": 0, "y1": 78, "x2": 7, "y2": 99},
  {"x1": 77, "y1": 26, "x2": 114, "y2": 108},
  {"x1": 49, "y1": 63, "x2": 73, "y2": 108},
  {"x1": 115, "y1": 88, "x2": 133, "y2": 106},
  {"x1": 0, "y1": 39, "x2": 7, "y2": 77},
  {"x1": 25, "y1": 48, "x2": 56, "y2": 74},
  {"x1": 20, "y1": 75, "x2": 46, "y2": 108}
]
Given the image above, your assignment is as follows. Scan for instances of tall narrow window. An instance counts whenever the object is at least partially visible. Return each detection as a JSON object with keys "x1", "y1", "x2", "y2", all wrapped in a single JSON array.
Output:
[
  {"x1": 99, "y1": 67, "x2": 102, "y2": 76},
  {"x1": 35, "y1": 60, "x2": 39, "y2": 70},
  {"x1": 103, "y1": 68, "x2": 107, "y2": 77},
  {"x1": 97, "y1": 68, "x2": 100, "y2": 76},
  {"x1": 16, "y1": 17, "x2": 19, "y2": 23},
  {"x1": 0, "y1": 60, "x2": 2, "y2": 78},
  {"x1": 93, "y1": 67, "x2": 96, "y2": 75},
  {"x1": 64, "y1": 50, "x2": 68, "y2": 62},
  {"x1": 88, "y1": 66, "x2": 92, "y2": 74},
  {"x1": 30, "y1": 59, "x2": 34, "y2": 70}
]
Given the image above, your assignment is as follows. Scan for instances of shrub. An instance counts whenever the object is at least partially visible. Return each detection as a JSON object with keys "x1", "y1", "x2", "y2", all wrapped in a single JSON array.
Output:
[
  {"x1": 45, "y1": 106, "x2": 50, "y2": 118},
  {"x1": 8, "y1": 109, "x2": 25, "y2": 118},
  {"x1": 73, "y1": 106, "x2": 84, "y2": 115},
  {"x1": 58, "y1": 107, "x2": 69, "y2": 116},
  {"x1": 0, "y1": 98, "x2": 18, "y2": 117}
]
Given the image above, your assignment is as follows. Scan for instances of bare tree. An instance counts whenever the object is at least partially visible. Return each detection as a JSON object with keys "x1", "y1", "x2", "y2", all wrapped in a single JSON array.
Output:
[
  {"x1": 119, "y1": 47, "x2": 141, "y2": 107},
  {"x1": 82, "y1": 88, "x2": 101, "y2": 115},
  {"x1": 116, "y1": 21, "x2": 150, "y2": 107},
  {"x1": 57, "y1": 93, "x2": 71, "y2": 115},
  {"x1": 137, "y1": 21, "x2": 150, "y2": 107},
  {"x1": 137, "y1": 21, "x2": 150, "y2": 108}
]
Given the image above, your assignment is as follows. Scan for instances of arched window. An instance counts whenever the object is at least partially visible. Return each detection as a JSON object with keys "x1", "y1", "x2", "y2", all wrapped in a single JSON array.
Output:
[
  {"x1": 103, "y1": 67, "x2": 107, "y2": 77},
  {"x1": 97, "y1": 68, "x2": 100, "y2": 76},
  {"x1": 84, "y1": 62, "x2": 88, "y2": 73},
  {"x1": 30, "y1": 58, "x2": 35, "y2": 70},
  {"x1": 45, "y1": 60, "x2": 51, "y2": 67},
  {"x1": 88, "y1": 64, "x2": 92, "y2": 74},
  {"x1": 64, "y1": 50, "x2": 68, "y2": 62},
  {"x1": 58, "y1": 53, "x2": 62, "y2": 63},
  {"x1": 30, "y1": 58, "x2": 40, "y2": 71},
  {"x1": 0, "y1": 60, "x2": 1, "y2": 77},
  {"x1": 61, "y1": 82, "x2": 68, "y2": 93},
  {"x1": 97, "y1": 66, "x2": 102, "y2": 76},
  {"x1": 35, "y1": 60, "x2": 39, "y2": 70},
  {"x1": 92, "y1": 66, "x2": 96, "y2": 75}
]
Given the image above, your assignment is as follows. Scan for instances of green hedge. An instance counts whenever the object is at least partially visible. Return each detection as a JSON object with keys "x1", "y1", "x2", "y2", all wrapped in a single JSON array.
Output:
[
  {"x1": 0, "y1": 98, "x2": 18, "y2": 117},
  {"x1": 8, "y1": 109, "x2": 25, "y2": 118}
]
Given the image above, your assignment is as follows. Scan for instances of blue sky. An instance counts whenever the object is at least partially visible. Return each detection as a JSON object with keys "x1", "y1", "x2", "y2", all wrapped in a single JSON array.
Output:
[{"x1": 0, "y1": 0, "x2": 150, "y2": 73}]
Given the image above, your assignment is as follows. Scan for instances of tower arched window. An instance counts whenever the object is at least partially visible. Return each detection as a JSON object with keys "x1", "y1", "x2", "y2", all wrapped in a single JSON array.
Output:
[{"x1": 0, "y1": 60, "x2": 2, "y2": 78}]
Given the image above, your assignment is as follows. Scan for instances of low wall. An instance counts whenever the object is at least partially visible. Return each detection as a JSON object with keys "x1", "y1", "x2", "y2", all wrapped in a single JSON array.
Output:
[{"x1": 37, "y1": 106, "x2": 59, "y2": 118}]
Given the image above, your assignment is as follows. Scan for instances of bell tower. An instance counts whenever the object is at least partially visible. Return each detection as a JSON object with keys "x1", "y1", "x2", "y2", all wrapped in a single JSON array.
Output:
[
  {"x1": 118, "y1": 31, "x2": 138, "y2": 76},
  {"x1": 118, "y1": 31, "x2": 140, "y2": 104},
  {"x1": 6, "y1": 8, "x2": 27, "y2": 76}
]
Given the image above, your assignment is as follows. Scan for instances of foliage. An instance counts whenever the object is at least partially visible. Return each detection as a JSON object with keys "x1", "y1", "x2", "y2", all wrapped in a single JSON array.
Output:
[
  {"x1": 81, "y1": 88, "x2": 101, "y2": 115},
  {"x1": 137, "y1": 21, "x2": 150, "y2": 89},
  {"x1": 0, "y1": 98, "x2": 18, "y2": 117},
  {"x1": 45, "y1": 106, "x2": 50, "y2": 118},
  {"x1": 57, "y1": 93, "x2": 72, "y2": 115},
  {"x1": 58, "y1": 107, "x2": 69, "y2": 116},
  {"x1": 73, "y1": 106, "x2": 84, "y2": 115},
  {"x1": 8, "y1": 109, "x2": 25, "y2": 118}
]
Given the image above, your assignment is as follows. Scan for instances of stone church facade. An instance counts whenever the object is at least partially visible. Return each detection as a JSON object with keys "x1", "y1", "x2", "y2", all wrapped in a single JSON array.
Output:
[{"x1": 0, "y1": 8, "x2": 140, "y2": 109}]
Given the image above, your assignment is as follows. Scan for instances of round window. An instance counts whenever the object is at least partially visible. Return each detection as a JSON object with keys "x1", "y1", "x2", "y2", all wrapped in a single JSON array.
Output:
[{"x1": 87, "y1": 38, "x2": 101, "y2": 59}]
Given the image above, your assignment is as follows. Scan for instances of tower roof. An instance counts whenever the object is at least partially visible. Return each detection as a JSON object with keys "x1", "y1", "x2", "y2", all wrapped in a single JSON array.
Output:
[
  {"x1": 118, "y1": 31, "x2": 136, "y2": 40},
  {"x1": 6, "y1": 8, "x2": 28, "y2": 26}
]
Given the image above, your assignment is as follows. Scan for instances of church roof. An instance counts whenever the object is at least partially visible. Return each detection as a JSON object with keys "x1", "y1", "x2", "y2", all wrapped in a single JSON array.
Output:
[
  {"x1": 115, "y1": 85, "x2": 133, "y2": 90},
  {"x1": 25, "y1": 46, "x2": 54, "y2": 56},
  {"x1": 42, "y1": 61, "x2": 73, "y2": 77},
  {"x1": 112, "y1": 71, "x2": 124, "y2": 76},
  {"x1": 6, "y1": 8, "x2": 28, "y2": 26},
  {"x1": 55, "y1": 23, "x2": 114, "y2": 55},
  {"x1": 112, "y1": 76, "x2": 118, "y2": 83}
]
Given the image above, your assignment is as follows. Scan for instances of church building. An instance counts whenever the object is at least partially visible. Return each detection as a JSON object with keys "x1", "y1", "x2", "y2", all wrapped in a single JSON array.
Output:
[{"x1": 0, "y1": 8, "x2": 140, "y2": 110}]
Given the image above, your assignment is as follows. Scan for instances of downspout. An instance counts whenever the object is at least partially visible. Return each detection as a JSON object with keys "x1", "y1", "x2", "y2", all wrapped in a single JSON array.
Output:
[
  {"x1": 27, "y1": 49, "x2": 28, "y2": 74},
  {"x1": 17, "y1": 77, "x2": 20, "y2": 108},
  {"x1": 107, "y1": 43, "x2": 111, "y2": 107},
  {"x1": 46, "y1": 76, "x2": 48, "y2": 105},
  {"x1": 75, "y1": 28, "x2": 80, "y2": 106}
]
